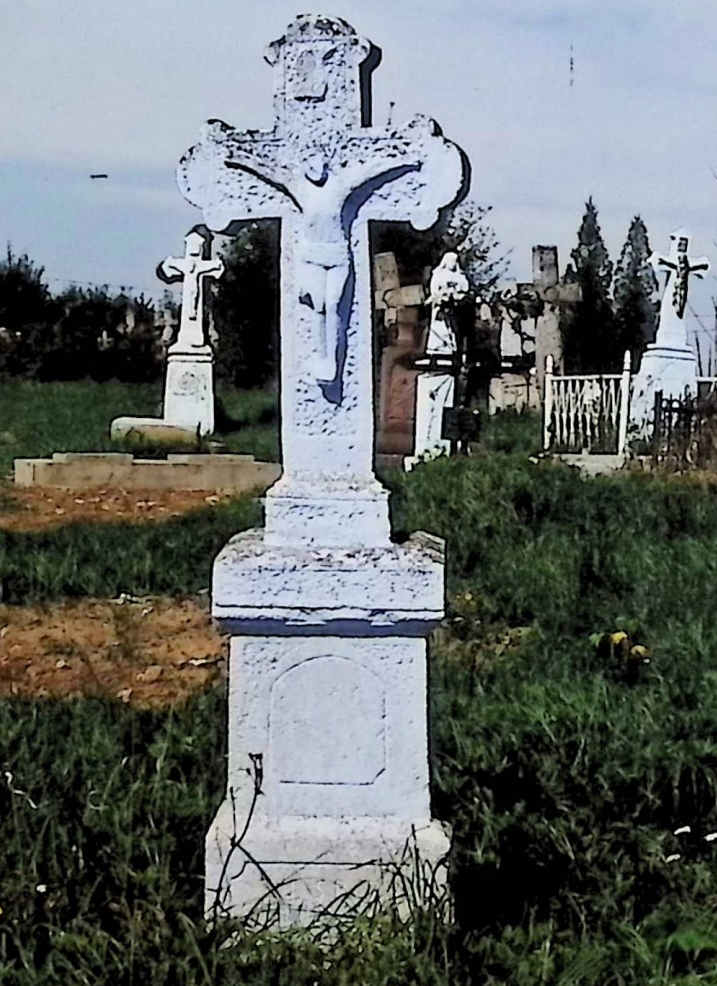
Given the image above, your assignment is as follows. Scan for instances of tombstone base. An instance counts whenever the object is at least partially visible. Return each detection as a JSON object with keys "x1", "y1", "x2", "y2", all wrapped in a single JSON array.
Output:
[
  {"x1": 163, "y1": 347, "x2": 215, "y2": 436},
  {"x1": 212, "y1": 528, "x2": 444, "y2": 630},
  {"x1": 110, "y1": 347, "x2": 215, "y2": 441},
  {"x1": 205, "y1": 810, "x2": 450, "y2": 927},
  {"x1": 630, "y1": 344, "x2": 698, "y2": 436},
  {"x1": 109, "y1": 418, "x2": 200, "y2": 444},
  {"x1": 209, "y1": 529, "x2": 448, "y2": 927},
  {"x1": 406, "y1": 372, "x2": 454, "y2": 472}
]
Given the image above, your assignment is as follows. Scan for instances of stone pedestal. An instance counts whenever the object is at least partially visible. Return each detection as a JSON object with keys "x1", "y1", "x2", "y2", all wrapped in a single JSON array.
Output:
[
  {"x1": 111, "y1": 346, "x2": 215, "y2": 441},
  {"x1": 405, "y1": 372, "x2": 454, "y2": 469},
  {"x1": 163, "y1": 346, "x2": 215, "y2": 434},
  {"x1": 206, "y1": 530, "x2": 449, "y2": 925}
]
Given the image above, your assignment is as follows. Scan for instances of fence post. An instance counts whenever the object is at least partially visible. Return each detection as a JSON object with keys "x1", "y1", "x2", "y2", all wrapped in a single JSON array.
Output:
[
  {"x1": 543, "y1": 354, "x2": 554, "y2": 451},
  {"x1": 617, "y1": 349, "x2": 631, "y2": 454}
]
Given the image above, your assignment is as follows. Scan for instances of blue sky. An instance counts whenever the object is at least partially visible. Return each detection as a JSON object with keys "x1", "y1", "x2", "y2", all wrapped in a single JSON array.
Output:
[{"x1": 0, "y1": 0, "x2": 715, "y2": 342}]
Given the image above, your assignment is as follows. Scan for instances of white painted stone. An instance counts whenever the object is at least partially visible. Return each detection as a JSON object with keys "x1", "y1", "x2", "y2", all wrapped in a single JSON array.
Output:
[
  {"x1": 630, "y1": 228, "x2": 710, "y2": 434},
  {"x1": 205, "y1": 634, "x2": 449, "y2": 924},
  {"x1": 178, "y1": 15, "x2": 467, "y2": 544},
  {"x1": 110, "y1": 229, "x2": 224, "y2": 440},
  {"x1": 179, "y1": 14, "x2": 467, "y2": 927}
]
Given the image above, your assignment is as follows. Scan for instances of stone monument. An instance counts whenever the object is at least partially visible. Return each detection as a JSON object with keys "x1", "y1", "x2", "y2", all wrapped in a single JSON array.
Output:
[
  {"x1": 405, "y1": 251, "x2": 468, "y2": 469},
  {"x1": 111, "y1": 228, "x2": 224, "y2": 442},
  {"x1": 630, "y1": 228, "x2": 710, "y2": 433},
  {"x1": 178, "y1": 14, "x2": 468, "y2": 925}
]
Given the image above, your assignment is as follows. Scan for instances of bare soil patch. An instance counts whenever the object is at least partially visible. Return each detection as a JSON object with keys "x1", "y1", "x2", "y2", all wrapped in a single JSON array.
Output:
[
  {"x1": 0, "y1": 596, "x2": 226, "y2": 707},
  {"x1": 0, "y1": 487, "x2": 237, "y2": 532}
]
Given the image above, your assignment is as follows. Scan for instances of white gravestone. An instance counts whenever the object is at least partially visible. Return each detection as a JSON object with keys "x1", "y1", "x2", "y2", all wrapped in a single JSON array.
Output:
[
  {"x1": 406, "y1": 251, "x2": 469, "y2": 469},
  {"x1": 178, "y1": 14, "x2": 468, "y2": 925},
  {"x1": 631, "y1": 228, "x2": 710, "y2": 434},
  {"x1": 110, "y1": 228, "x2": 224, "y2": 441}
]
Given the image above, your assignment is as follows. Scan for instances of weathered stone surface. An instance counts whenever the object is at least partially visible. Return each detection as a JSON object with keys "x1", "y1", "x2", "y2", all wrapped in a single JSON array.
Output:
[
  {"x1": 178, "y1": 13, "x2": 467, "y2": 544},
  {"x1": 180, "y1": 14, "x2": 467, "y2": 926},
  {"x1": 109, "y1": 419, "x2": 200, "y2": 445},
  {"x1": 212, "y1": 529, "x2": 445, "y2": 633}
]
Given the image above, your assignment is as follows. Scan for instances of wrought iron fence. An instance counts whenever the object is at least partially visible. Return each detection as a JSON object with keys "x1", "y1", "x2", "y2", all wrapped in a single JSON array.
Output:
[{"x1": 543, "y1": 352, "x2": 632, "y2": 454}]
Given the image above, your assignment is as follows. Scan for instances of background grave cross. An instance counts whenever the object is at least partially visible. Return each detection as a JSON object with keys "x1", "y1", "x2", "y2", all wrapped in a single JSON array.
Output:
[
  {"x1": 650, "y1": 228, "x2": 710, "y2": 329},
  {"x1": 158, "y1": 229, "x2": 224, "y2": 350}
]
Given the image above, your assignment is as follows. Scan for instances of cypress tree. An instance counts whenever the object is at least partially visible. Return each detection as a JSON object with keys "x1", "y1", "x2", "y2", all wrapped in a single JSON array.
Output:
[
  {"x1": 561, "y1": 197, "x2": 617, "y2": 373},
  {"x1": 612, "y1": 215, "x2": 658, "y2": 368}
]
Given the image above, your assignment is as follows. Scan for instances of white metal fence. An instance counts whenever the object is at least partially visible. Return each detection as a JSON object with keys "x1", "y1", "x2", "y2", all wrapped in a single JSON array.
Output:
[{"x1": 543, "y1": 351, "x2": 632, "y2": 454}]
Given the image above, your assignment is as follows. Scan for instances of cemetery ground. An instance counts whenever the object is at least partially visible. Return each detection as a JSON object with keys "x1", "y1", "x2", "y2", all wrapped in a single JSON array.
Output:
[{"x1": 4, "y1": 384, "x2": 717, "y2": 983}]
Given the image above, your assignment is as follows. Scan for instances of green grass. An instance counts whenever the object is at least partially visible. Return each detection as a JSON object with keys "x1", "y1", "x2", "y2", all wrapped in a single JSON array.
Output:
[
  {"x1": 4, "y1": 396, "x2": 717, "y2": 981},
  {"x1": 0, "y1": 497, "x2": 261, "y2": 604}
]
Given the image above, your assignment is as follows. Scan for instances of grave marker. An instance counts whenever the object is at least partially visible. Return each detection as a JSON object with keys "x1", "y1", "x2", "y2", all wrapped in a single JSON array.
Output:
[
  {"x1": 111, "y1": 228, "x2": 224, "y2": 440},
  {"x1": 631, "y1": 228, "x2": 710, "y2": 433},
  {"x1": 178, "y1": 14, "x2": 468, "y2": 925}
]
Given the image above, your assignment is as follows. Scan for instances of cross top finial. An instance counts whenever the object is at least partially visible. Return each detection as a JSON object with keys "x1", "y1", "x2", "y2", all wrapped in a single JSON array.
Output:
[
  {"x1": 184, "y1": 228, "x2": 209, "y2": 257},
  {"x1": 669, "y1": 227, "x2": 691, "y2": 255},
  {"x1": 266, "y1": 14, "x2": 360, "y2": 53},
  {"x1": 265, "y1": 13, "x2": 373, "y2": 135}
]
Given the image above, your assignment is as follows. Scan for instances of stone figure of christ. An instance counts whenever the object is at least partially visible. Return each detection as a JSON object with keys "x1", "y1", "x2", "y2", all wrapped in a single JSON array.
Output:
[{"x1": 226, "y1": 146, "x2": 422, "y2": 384}]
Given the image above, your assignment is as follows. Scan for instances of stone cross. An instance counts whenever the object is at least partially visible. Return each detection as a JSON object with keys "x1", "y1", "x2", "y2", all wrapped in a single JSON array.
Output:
[
  {"x1": 178, "y1": 14, "x2": 468, "y2": 928},
  {"x1": 649, "y1": 228, "x2": 710, "y2": 349},
  {"x1": 158, "y1": 229, "x2": 224, "y2": 350},
  {"x1": 178, "y1": 14, "x2": 467, "y2": 548}
]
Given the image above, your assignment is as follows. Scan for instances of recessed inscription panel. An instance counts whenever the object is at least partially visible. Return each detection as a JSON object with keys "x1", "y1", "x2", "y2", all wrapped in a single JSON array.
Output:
[{"x1": 270, "y1": 655, "x2": 385, "y2": 786}]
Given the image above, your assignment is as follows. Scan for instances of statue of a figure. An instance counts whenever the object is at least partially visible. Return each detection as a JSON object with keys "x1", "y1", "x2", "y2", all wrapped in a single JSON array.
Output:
[
  {"x1": 423, "y1": 251, "x2": 471, "y2": 359},
  {"x1": 426, "y1": 251, "x2": 470, "y2": 309},
  {"x1": 226, "y1": 144, "x2": 421, "y2": 384}
]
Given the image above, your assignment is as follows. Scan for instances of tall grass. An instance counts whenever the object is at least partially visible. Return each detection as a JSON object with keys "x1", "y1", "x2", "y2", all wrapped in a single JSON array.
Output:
[{"x1": 3, "y1": 403, "x2": 717, "y2": 981}]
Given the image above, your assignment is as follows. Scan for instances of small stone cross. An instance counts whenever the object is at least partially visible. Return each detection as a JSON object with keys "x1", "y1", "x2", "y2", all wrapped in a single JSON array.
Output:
[{"x1": 158, "y1": 229, "x2": 224, "y2": 350}]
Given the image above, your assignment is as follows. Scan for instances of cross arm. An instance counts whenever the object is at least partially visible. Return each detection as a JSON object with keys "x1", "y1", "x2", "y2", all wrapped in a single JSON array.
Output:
[
  {"x1": 178, "y1": 120, "x2": 299, "y2": 230},
  {"x1": 350, "y1": 114, "x2": 468, "y2": 230},
  {"x1": 157, "y1": 256, "x2": 186, "y2": 283},
  {"x1": 202, "y1": 257, "x2": 226, "y2": 280},
  {"x1": 688, "y1": 256, "x2": 711, "y2": 276},
  {"x1": 649, "y1": 251, "x2": 677, "y2": 272}
]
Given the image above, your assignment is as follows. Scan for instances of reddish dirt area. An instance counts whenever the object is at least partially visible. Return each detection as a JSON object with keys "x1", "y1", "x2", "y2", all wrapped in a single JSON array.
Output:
[
  {"x1": 0, "y1": 487, "x2": 238, "y2": 533},
  {"x1": 0, "y1": 596, "x2": 227, "y2": 707}
]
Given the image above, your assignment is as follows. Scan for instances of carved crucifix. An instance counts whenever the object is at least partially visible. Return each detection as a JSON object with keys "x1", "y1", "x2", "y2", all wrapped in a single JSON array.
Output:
[
  {"x1": 650, "y1": 228, "x2": 710, "y2": 349},
  {"x1": 177, "y1": 15, "x2": 467, "y2": 498},
  {"x1": 158, "y1": 229, "x2": 224, "y2": 350}
]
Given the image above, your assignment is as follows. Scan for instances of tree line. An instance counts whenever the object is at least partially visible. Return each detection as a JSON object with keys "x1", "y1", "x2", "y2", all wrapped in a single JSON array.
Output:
[
  {"x1": 0, "y1": 248, "x2": 173, "y2": 383},
  {"x1": 0, "y1": 198, "x2": 670, "y2": 388},
  {"x1": 560, "y1": 197, "x2": 659, "y2": 374}
]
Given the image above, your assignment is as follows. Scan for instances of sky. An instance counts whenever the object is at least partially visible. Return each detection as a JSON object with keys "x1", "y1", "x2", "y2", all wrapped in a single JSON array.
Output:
[{"x1": 0, "y1": 0, "x2": 715, "y2": 352}]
